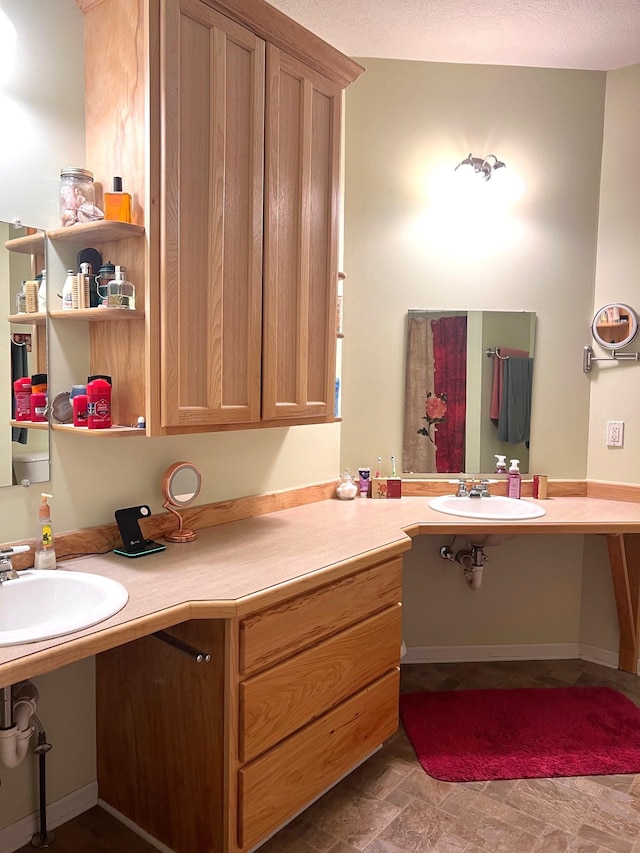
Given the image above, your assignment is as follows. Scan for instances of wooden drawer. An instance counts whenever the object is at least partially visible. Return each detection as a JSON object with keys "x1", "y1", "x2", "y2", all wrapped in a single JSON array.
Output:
[
  {"x1": 240, "y1": 556, "x2": 402, "y2": 675},
  {"x1": 240, "y1": 603, "x2": 401, "y2": 762},
  {"x1": 238, "y1": 668, "x2": 399, "y2": 850}
]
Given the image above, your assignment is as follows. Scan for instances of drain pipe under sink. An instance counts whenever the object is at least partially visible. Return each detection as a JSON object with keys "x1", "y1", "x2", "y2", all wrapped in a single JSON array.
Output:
[{"x1": 0, "y1": 681, "x2": 38, "y2": 768}]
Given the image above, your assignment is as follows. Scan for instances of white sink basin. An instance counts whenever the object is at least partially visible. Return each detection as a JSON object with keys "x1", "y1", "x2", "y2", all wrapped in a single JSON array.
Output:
[
  {"x1": 428, "y1": 494, "x2": 546, "y2": 521},
  {"x1": 0, "y1": 569, "x2": 128, "y2": 647}
]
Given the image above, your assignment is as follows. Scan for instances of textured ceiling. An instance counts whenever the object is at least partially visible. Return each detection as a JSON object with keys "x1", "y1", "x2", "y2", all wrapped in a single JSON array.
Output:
[{"x1": 266, "y1": 0, "x2": 640, "y2": 70}]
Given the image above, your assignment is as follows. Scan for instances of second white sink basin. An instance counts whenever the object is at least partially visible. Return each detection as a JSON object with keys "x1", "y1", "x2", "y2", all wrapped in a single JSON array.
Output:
[
  {"x1": 428, "y1": 494, "x2": 546, "y2": 520},
  {"x1": 0, "y1": 569, "x2": 129, "y2": 647}
]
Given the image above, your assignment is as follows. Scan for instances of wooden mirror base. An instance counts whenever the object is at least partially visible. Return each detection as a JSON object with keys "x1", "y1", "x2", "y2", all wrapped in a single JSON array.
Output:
[{"x1": 165, "y1": 528, "x2": 197, "y2": 543}]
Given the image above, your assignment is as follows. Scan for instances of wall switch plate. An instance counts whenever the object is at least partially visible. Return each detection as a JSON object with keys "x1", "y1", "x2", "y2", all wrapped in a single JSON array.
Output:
[{"x1": 606, "y1": 420, "x2": 624, "y2": 447}]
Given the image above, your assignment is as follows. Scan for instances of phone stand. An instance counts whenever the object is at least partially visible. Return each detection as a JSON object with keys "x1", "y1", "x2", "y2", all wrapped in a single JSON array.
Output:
[{"x1": 114, "y1": 505, "x2": 166, "y2": 558}]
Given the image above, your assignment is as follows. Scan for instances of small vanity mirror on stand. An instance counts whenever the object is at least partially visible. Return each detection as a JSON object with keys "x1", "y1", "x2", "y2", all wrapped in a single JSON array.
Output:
[
  {"x1": 161, "y1": 461, "x2": 202, "y2": 543},
  {"x1": 583, "y1": 303, "x2": 640, "y2": 372}
]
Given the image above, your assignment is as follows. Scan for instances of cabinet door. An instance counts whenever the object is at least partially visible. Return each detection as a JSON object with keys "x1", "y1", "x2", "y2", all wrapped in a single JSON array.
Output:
[
  {"x1": 161, "y1": 0, "x2": 264, "y2": 428},
  {"x1": 262, "y1": 46, "x2": 341, "y2": 422}
]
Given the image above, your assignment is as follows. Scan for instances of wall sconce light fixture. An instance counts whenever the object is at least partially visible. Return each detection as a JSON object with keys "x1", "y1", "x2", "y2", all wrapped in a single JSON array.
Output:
[{"x1": 455, "y1": 153, "x2": 506, "y2": 181}]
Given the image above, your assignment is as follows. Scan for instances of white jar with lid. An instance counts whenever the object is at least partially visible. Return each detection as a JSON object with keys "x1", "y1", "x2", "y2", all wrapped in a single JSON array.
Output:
[{"x1": 59, "y1": 167, "x2": 103, "y2": 227}]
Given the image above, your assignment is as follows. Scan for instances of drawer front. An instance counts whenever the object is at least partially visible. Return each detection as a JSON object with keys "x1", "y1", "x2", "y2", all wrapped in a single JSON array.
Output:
[
  {"x1": 240, "y1": 556, "x2": 402, "y2": 675},
  {"x1": 240, "y1": 603, "x2": 401, "y2": 762},
  {"x1": 238, "y1": 668, "x2": 399, "y2": 850}
]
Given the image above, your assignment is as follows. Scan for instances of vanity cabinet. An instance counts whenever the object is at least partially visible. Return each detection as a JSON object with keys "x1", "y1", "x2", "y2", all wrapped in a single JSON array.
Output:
[
  {"x1": 77, "y1": 0, "x2": 362, "y2": 435},
  {"x1": 96, "y1": 554, "x2": 402, "y2": 852}
]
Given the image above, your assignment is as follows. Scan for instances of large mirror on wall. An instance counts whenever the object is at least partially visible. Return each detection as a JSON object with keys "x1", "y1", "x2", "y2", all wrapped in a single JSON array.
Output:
[
  {"x1": 1, "y1": 221, "x2": 50, "y2": 487},
  {"x1": 403, "y1": 310, "x2": 535, "y2": 475}
]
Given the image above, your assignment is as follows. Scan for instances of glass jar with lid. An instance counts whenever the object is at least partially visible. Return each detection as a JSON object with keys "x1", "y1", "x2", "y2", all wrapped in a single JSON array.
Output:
[
  {"x1": 59, "y1": 167, "x2": 104, "y2": 227},
  {"x1": 335, "y1": 469, "x2": 359, "y2": 500}
]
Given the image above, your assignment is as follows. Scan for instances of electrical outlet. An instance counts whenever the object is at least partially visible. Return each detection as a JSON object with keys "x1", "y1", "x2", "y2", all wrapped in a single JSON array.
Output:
[{"x1": 606, "y1": 420, "x2": 624, "y2": 447}]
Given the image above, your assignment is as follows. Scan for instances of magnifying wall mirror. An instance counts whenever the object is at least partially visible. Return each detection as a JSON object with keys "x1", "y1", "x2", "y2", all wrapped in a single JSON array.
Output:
[
  {"x1": 161, "y1": 461, "x2": 202, "y2": 543},
  {"x1": 591, "y1": 303, "x2": 638, "y2": 349}
]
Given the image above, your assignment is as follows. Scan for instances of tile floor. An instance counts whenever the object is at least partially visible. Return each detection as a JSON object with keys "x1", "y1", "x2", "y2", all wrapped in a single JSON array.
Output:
[{"x1": 258, "y1": 659, "x2": 640, "y2": 853}]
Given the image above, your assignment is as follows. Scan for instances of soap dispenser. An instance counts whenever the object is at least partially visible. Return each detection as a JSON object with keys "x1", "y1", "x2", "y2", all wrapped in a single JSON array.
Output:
[
  {"x1": 34, "y1": 493, "x2": 57, "y2": 569},
  {"x1": 494, "y1": 455, "x2": 507, "y2": 474},
  {"x1": 507, "y1": 459, "x2": 521, "y2": 499}
]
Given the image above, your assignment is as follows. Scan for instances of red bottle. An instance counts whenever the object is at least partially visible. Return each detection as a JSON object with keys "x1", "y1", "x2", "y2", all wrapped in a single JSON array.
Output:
[
  {"x1": 13, "y1": 378, "x2": 32, "y2": 421},
  {"x1": 30, "y1": 392, "x2": 47, "y2": 422},
  {"x1": 73, "y1": 393, "x2": 88, "y2": 427},
  {"x1": 86, "y1": 378, "x2": 112, "y2": 429}
]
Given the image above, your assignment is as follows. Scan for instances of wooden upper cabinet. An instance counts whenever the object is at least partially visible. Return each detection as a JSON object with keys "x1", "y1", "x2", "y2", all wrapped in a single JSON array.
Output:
[
  {"x1": 79, "y1": 0, "x2": 362, "y2": 435},
  {"x1": 262, "y1": 47, "x2": 341, "y2": 422},
  {"x1": 160, "y1": 0, "x2": 265, "y2": 428}
]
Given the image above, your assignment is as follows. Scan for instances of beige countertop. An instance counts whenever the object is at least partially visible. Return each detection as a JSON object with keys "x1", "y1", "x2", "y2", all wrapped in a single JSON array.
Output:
[{"x1": 2, "y1": 494, "x2": 639, "y2": 687}]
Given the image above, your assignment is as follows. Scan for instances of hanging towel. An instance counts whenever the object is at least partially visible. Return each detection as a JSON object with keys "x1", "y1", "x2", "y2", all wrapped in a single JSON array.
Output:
[
  {"x1": 490, "y1": 347, "x2": 529, "y2": 424},
  {"x1": 11, "y1": 339, "x2": 29, "y2": 445},
  {"x1": 497, "y1": 356, "x2": 533, "y2": 444}
]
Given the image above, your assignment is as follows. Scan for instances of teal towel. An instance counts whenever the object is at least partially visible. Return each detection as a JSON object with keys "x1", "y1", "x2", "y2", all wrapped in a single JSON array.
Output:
[{"x1": 497, "y1": 357, "x2": 533, "y2": 444}]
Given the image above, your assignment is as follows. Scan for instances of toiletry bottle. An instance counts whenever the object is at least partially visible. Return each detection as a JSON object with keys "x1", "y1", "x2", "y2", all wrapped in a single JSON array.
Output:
[
  {"x1": 103, "y1": 176, "x2": 132, "y2": 223},
  {"x1": 107, "y1": 265, "x2": 135, "y2": 309},
  {"x1": 34, "y1": 493, "x2": 57, "y2": 569},
  {"x1": 62, "y1": 270, "x2": 75, "y2": 310},
  {"x1": 86, "y1": 376, "x2": 112, "y2": 429},
  {"x1": 507, "y1": 459, "x2": 521, "y2": 499},
  {"x1": 37, "y1": 269, "x2": 47, "y2": 312},
  {"x1": 495, "y1": 454, "x2": 507, "y2": 474}
]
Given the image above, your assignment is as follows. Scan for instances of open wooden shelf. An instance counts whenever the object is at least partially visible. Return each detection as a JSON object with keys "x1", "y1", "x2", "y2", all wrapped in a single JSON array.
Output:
[
  {"x1": 5, "y1": 232, "x2": 45, "y2": 255},
  {"x1": 51, "y1": 423, "x2": 145, "y2": 437},
  {"x1": 8, "y1": 312, "x2": 46, "y2": 326},
  {"x1": 46, "y1": 220, "x2": 144, "y2": 244},
  {"x1": 49, "y1": 308, "x2": 144, "y2": 322},
  {"x1": 10, "y1": 419, "x2": 48, "y2": 431}
]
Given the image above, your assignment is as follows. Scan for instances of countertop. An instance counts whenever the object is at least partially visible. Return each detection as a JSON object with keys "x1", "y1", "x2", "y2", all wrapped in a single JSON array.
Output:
[{"x1": 2, "y1": 494, "x2": 640, "y2": 687}]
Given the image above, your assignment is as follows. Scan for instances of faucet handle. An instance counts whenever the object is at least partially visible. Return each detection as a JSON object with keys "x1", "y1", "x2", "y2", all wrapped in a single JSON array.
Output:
[{"x1": 455, "y1": 478, "x2": 468, "y2": 497}]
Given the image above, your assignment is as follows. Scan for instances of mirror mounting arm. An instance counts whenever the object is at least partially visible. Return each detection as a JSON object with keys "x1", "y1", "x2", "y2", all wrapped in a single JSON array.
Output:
[{"x1": 583, "y1": 345, "x2": 640, "y2": 374}]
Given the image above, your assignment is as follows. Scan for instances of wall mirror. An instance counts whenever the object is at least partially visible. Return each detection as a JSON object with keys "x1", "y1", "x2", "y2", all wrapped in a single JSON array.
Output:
[
  {"x1": 161, "y1": 461, "x2": 202, "y2": 543},
  {"x1": 591, "y1": 303, "x2": 638, "y2": 350},
  {"x1": 403, "y1": 310, "x2": 535, "y2": 475},
  {"x1": 1, "y1": 221, "x2": 50, "y2": 487}
]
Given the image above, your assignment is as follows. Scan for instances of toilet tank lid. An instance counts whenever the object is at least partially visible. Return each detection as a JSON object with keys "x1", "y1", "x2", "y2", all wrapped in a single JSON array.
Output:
[{"x1": 13, "y1": 452, "x2": 48, "y2": 463}]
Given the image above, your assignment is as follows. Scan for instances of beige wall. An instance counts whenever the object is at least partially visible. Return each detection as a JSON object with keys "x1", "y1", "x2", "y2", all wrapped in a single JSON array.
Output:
[
  {"x1": 341, "y1": 58, "x2": 605, "y2": 480},
  {"x1": 587, "y1": 64, "x2": 640, "y2": 483}
]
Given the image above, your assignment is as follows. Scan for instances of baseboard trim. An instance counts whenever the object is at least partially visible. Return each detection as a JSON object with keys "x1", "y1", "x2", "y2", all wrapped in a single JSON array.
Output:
[
  {"x1": 402, "y1": 642, "x2": 627, "y2": 671},
  {"x1": 1, "y1": 780, "x2": 97, "y2": 853}
]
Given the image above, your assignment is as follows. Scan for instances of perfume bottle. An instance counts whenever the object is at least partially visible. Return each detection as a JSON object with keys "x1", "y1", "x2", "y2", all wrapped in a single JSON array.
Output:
[
  {"x1": 106, "y1": 265, "x2": 136, "y2": 309},
  {"x1": 103, "y1": 176, "x2": 132, "y2": 223}
]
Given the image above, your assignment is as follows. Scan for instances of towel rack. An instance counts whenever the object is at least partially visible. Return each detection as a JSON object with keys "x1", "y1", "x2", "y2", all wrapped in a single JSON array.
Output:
[{"x1": 486, "y1": 347, "x2": 508, "y2": 360}]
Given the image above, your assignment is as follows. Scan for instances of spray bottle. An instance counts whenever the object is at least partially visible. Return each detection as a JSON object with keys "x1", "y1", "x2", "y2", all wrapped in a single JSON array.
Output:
[
  {"x1": 34, "y1": 493, "x2": 57, "y2": 569},
  {"x1": 507, "y1": 459, "x2": 521, "y2": 499}
]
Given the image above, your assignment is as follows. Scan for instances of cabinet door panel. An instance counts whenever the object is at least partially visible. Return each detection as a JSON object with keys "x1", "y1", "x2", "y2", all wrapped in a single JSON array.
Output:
[
  {"x1": 262, "y1": 46, "x2": 340, "y2": 421},
  {"x1": 161, "y1": 0, "x2": 264, "y2": 427}
]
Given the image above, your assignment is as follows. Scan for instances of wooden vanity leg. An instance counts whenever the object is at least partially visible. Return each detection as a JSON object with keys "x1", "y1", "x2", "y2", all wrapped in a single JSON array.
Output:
[{"x1": 606, "y1": 533, "x2": 640, "y2": 674}]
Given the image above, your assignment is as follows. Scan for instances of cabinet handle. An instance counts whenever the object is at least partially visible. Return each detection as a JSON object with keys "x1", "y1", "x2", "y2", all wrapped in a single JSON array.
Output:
[{"x1": 152, "y1": 630, "x2": 211, "y2": 663}]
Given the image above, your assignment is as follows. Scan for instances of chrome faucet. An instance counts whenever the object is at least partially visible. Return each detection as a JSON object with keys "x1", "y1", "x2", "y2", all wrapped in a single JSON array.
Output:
[
  {"x1": 0, "y1": 545, "x2": 29, "y2": 583},
  {"x1": 456, "y1": 478, "x2": 492, "y2": 498}
]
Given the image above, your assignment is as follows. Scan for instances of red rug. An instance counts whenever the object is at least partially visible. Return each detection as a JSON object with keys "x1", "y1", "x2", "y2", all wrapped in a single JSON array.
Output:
[{"x1": 399, "y1": 686, "x2": 640, "y2": 782}]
